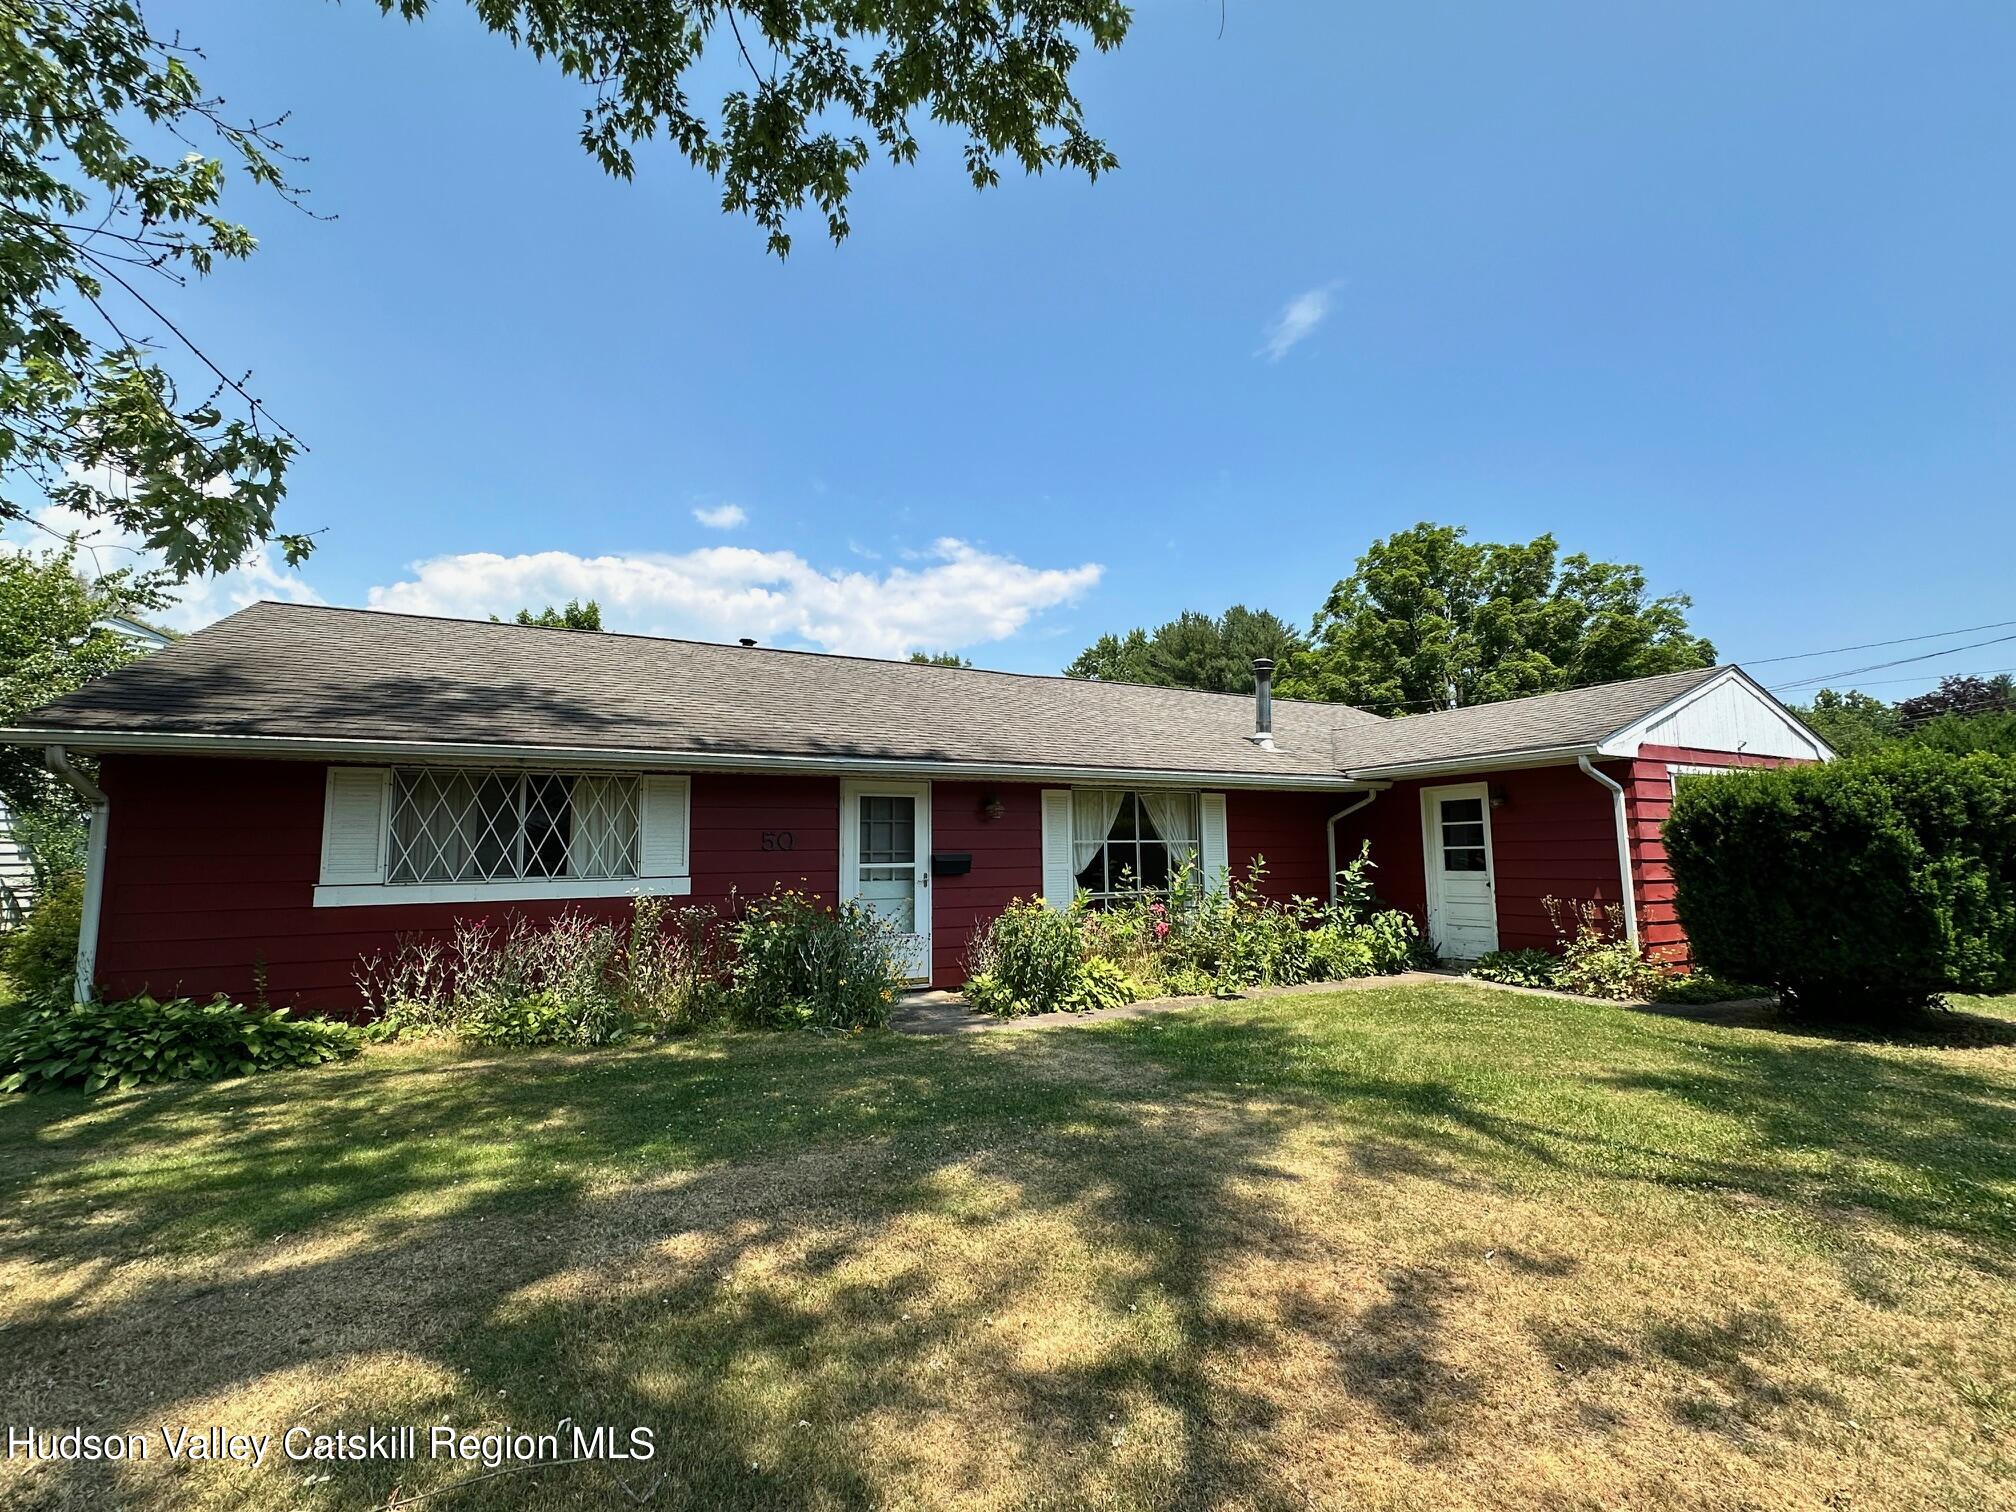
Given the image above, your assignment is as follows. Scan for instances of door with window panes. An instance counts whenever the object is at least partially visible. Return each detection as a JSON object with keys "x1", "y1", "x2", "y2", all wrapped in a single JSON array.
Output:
[
  {"x1": 840, "y1": 782, "x2": 932, "y2": 983},
  {"x1": 1422, "y1": 782, "x2": 1498, "y2": 958}
]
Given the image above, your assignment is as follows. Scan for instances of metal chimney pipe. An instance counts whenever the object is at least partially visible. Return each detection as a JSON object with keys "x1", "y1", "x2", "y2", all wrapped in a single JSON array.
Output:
[{"x1": 1249, "y1": 658, "x2": 1276, "y2": 748}]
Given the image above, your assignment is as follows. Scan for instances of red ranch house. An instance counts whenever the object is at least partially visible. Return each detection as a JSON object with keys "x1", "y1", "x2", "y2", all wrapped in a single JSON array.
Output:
[{"x1": 0, "y1": 604, "x2": 1832, "y2": 1009}]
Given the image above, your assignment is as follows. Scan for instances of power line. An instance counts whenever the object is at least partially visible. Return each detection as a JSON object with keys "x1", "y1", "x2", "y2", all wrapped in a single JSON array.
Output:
[
  {"x1": 1768, "y1": 631, "x2": 2016, "y2": 693},
  {"x1": 1741, "y1": 617, "x2": 2016, "y2": 666},
  {"x1": 1816, "y1": 664, "x2": 2016, "y2": 692}
]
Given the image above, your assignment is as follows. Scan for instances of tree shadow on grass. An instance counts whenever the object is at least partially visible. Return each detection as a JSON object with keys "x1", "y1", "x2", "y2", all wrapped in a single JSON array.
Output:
[
  {"x1": 0, "y1": 1032, "x2": 1379, "y2": 1510},
  {"x1": 1091, "y1": 999, "x2": 2016, "y2": 1269},
  {"x1": 4, "y1": 1000, "x2": 2015, "y2": 1509}
]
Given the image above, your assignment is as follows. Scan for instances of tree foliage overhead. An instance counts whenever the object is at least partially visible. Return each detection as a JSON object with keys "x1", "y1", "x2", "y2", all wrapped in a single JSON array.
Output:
[
  {"x1": 0, "y1": 546, "x2": 163, "y2": 811},
  {"x1": 497, "y1": 599, "x2": 604, "y2": 630},
  {"x1": 3, "y1": 3, "x2": 1129, "y2": 583},
  {"x1": 1279, "y1": 523, "x2": 1717, "y2": 715},
  {"x1": 1, "y1": 1, "x2": 311, "y2": 577},
  {"x1": 1065, "y1": 606, "x2": 1305, "y2": 694},
  {"x1": 392, "y1": 1, "x2": 1132, "y2": 258}
]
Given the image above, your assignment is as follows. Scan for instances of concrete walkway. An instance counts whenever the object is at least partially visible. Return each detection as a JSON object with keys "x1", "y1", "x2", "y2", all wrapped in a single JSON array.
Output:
[
  {"x1": 890, "y1": 970, "x2": 1778, "y2": 1035},
  {"x1": 890, "y1": 971, "x2": 1455, "y2": 1036}
]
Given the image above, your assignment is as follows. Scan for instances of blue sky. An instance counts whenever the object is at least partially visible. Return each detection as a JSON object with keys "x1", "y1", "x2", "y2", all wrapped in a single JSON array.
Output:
[{"x1": 20, "y1": 2, "x2": 2016, "y2": 700}]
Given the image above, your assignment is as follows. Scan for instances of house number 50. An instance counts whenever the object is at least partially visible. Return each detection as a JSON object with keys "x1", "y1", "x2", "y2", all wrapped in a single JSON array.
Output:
[{"x1": 761, "y1": 830, "x2": 795, "y2": 852}]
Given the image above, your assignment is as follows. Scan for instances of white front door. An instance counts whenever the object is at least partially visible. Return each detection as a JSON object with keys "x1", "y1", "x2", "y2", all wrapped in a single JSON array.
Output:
[
  {"x1": 840, "y1": 781, "x2": 932, "y2": 983},
  {"x1": 1422, "y1": 783, "x2": 1499, "y2": 960}
]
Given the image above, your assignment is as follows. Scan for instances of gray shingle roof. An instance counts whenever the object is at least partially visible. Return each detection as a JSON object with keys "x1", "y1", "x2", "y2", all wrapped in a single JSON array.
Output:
[
  {"x1": 7, "y1": 603, "x2": 1381, "y2": 779},
  {"x1": 1328, "y1": 665, "x2": 1727, "y2": 772},
  {"x1": 3, "y1": 602, "x2": 1730, "y2": 783}
]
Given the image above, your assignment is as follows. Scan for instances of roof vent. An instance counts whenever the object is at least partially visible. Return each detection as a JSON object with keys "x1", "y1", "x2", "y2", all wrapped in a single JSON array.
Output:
[
  {"x1": 738, "y1": 637, "x2": 758, "y2": 648},
  {"x1": 1248, "y1": 657, "x2": 1276, "y2": 750}
]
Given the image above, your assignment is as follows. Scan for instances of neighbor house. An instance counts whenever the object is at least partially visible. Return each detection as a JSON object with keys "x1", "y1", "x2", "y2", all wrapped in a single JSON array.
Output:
[{"x1": 0, "y1": 603, "x2": 1832, "y2": 1007}]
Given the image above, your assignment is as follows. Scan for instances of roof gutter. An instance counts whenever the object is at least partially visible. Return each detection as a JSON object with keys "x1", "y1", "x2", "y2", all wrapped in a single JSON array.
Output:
[
  {"x1": 0, "y1": 727, "x2": 1378, "y2": 794},
  {"x1": 1577, "y1": 754, "x2": 1640, "y2": 952},
  {"x1": 42, "y1": 746, "x2": 106, "y2": 1004},
  {"x1": 1345, "y1": 743, "x2": 1601, "y2": 782}
]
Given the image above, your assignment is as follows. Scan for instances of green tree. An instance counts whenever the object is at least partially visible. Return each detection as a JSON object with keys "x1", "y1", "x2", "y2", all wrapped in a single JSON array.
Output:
[
  {"x1": 1280, "y1": 523, "x2": 1716, "y2": 714},
  {"x1": 4, "y1": 3, "x2": 1128, "y2": 579},
  {"x1": 1907, "y1": 709, "x2": 2016, "y2": 758},
  {"x1": 1796, "y1": 688, "x2": 1904, "y2": 756},
  {"x1": 909, "y1": 651, "x2": 972, "y2": 667},
  {"x1": 0, "y1": 547, "x2": 162, "y2": 812},
  {"x1": 496, "y1": 599, "x2": 603, "y2": 631},
  {"x1": 1065, "y1": 606, "x2": 1304, "y2": 692}
]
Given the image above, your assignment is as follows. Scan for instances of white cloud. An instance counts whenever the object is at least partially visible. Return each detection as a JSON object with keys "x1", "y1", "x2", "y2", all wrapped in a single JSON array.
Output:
[
  {"x1": 1258, "y1": 282, "x2": 1339, "y2": 362},
  {"x1": 691, "y1": 503, "x2": 748, "y2": 530},
  {"x1": 0, "y1": 496, "x2": 324, "y2": 633},
  {"x1": 365, "y1": 538, "x2": 1102, "y2": 659}
]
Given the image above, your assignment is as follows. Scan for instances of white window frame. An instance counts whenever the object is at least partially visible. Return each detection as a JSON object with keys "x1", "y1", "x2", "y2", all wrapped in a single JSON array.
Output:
[
  {"x1": 1667, "y1": 763, "x2": 1730, "y2": 794},
  {"x1": 314, "y1": 766, "x2": 691, "y2": 908},
  {"x1": 1070, "y1": 788, "x2": 1202, "y2": 906}
]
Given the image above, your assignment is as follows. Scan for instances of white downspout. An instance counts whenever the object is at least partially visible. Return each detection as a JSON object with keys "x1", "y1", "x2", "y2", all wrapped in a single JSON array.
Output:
[
  {"x1": 1326, "y1": 791, "x2": 1381, "y2": 903},
  {"x1": 1577, "y1": 755, "x2": 1640, "y2": 952},
  {"x1": 44, "y1": 746, "x2": 107, "y2": 1004}
]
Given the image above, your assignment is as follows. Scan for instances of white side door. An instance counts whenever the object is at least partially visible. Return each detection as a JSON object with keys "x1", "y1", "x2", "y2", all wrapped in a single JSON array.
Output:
[
  {"x1": 839, "y1": 781, "x2": 932, "y2": 984},
  {"x1": 1421, "y1": 782, "x2": 1499, "y2": 959}
]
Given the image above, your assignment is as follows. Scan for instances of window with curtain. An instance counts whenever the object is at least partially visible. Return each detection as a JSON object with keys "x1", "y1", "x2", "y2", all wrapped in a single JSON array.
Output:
[
  {"x1": 387, "y1": 768, "x2": 641, "y2": 884},
  {"x1": 1072, "y1": 789, "x2": 1200, "y2": 903}
]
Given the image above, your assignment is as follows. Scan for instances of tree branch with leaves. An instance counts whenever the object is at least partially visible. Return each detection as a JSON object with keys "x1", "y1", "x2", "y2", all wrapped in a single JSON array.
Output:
[{"x1": 4, "y1": 1, "x2": 1130, "y2": 578}]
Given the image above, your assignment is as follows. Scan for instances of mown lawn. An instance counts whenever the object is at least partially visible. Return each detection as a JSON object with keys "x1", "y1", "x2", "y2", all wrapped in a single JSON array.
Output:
[{"x1": 3, "y1": 984, "x2": 2015, "y2": 1511}]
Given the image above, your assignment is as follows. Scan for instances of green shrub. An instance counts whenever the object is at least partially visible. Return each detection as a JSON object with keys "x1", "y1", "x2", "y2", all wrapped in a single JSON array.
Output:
[
  {"x1": 1, "y1": 871, "x2": 85, "y2": 1007},
  {"x1": 1, "y1": 995, "x2": 360, "y2": 1094},
  {"x1": 1665, "y1": 748, "x2": 2016, "y2": 1016},
  {"x1": 1060, "y1": 957, "x2": 1141, "y2": 1014},
  {"x1": 1544, "y1": 897, "x2": 1668, "y2": 1001},
  {"x1": 358, "y1": 900, "x2": 735, "y2": 1044},
  {"x1": 727, "y1": 888, "x2": 904, "y2": 1030},
  {"x1": 963, "y1": 898, "x2": 1087, "y2": 1015},
  {"x1": 1652, "y1": 974, "x2": 1771, "y2": 1006},
  {"x1": 964, "y1": 846, "x2": 1421, "y2": 1012},
  {"x1": 1472, "y1": 948, "x2": 1564, "y2": 989}
]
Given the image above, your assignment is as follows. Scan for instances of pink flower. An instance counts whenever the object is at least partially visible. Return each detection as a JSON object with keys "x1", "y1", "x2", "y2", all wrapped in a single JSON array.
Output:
[{"x1": 1154, "y1": 920, "x2": 1170, "y2": 939}]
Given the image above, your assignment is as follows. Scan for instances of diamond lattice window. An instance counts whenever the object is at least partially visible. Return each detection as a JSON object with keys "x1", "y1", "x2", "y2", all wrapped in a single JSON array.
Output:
[{"x1": 387, "y1": 769, "x2": 640, "y2": 884}]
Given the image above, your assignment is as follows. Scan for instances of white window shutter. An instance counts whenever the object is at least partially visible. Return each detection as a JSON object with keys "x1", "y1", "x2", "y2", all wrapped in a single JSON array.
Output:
[
  {"x1": 320, "y1": 768, "x2": 390, "y2": 885},
  {"x1": 1039, "y1": 788, "x2": 1075, "y2": 911},
  {"x1": 639, "y1": 776, "x2": 690, "y2": 877},
  {"x1": 1199, "y1": 792, "x2": 1230, "y2": 893}
]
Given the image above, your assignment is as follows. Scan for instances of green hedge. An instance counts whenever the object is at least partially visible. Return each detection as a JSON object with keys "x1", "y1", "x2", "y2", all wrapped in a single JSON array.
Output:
[{"x1": 1664, "y1": 748, "x2": 2016, "y2": 1016}]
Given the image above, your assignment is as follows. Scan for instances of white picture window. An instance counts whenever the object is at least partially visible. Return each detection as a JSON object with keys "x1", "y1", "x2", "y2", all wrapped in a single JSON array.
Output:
[
  {"x1": 388, "y1": 768, "x2": 641, "y2": 884},
  {"x1": 1071, "y1": 790, "x2": 1200, "y2": 904}
]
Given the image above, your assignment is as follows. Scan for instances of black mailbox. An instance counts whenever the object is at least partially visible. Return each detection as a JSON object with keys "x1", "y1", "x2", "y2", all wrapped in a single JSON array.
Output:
[{"x1": 930, "y1": 852, "x2": 973, "y2": 877}]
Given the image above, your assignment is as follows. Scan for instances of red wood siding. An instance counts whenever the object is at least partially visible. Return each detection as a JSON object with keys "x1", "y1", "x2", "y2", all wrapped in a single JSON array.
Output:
[
  {"x1": 1225, "y1": 790, "x2": 1350, "y2": 903},
  {"x1": 89, "y1": 760, "x2": 1361, "y2": 1008},
  {"x1": 929, "y1": 782, "x2": 1044, "y2": 986},
  {"x1": 1624, "y1": 744, "x2": 1811, "y2": 968},
  {"x1": 92, "y1": 757, "x2": 843, "y2": 1011},
  {"x1": 1333, "y1": 762, "x2": 1630, "y2": 954}
]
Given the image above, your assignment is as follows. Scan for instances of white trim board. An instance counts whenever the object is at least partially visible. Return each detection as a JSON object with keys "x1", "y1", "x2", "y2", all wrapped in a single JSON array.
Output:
[
  {"x1": 0, "y1": 727, "x2": 1362, "y2": 792},
  {"x1": 314, "y1": 877, "x2": 694, "y2": 908}
]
